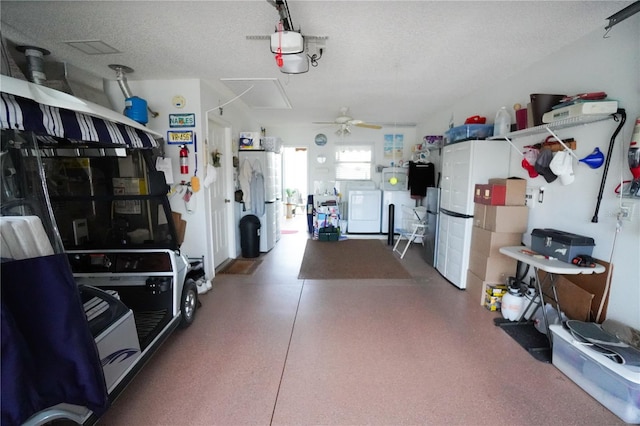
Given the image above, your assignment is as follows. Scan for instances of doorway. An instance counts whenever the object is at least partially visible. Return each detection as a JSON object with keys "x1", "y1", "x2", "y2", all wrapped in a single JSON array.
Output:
[
  {"x1": 282, "y1": 147, "x2": 307, "y2": 230},
  {"x1": 205, "y1": 114, "x2": 233, "y2": 272}
]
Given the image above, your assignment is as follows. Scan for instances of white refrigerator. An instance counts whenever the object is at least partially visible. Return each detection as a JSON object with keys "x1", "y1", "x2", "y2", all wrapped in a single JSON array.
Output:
[{"x1": 436, "y1": 140, "x2": 510, "y2": 289}]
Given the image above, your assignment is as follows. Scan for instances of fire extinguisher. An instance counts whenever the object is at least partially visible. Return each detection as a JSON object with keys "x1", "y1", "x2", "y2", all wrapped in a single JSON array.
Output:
[{"x1": 179, "y1": 144, "x2": 189, "y2": 174}]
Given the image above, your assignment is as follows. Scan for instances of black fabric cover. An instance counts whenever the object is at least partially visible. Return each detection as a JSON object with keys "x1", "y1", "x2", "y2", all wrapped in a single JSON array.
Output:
[
  {"x1": 408, "y1": 161, "x2": 435, "y2": 197},
  {"x1": 1, "y1": 254, "x2": 108, "y2": 425}
]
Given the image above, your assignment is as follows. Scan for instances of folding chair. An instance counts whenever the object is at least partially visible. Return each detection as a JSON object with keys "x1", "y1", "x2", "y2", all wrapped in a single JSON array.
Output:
[{"x1": 393, "y1": 206, "x2": 427, "y2": 259}]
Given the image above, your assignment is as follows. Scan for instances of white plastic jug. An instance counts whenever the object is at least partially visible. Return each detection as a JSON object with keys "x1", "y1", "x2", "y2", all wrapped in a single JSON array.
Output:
[
  {"x1": 501, "y1": 287, "x2": 525, "y2": 321},
  {"x1": 493, "y1": 106, "x2": 510, "y2": 137}
]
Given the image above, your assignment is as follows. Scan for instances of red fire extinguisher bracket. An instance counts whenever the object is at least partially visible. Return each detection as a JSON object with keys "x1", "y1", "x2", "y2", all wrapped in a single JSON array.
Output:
[{"x1": 179, "y1": 144, "x2": 189, "y2": 174}]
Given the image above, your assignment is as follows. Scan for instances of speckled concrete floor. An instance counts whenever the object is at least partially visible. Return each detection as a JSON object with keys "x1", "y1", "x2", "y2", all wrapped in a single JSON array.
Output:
[{"x1": 97, "y1": 215, "x2": 624, "y2": 426}]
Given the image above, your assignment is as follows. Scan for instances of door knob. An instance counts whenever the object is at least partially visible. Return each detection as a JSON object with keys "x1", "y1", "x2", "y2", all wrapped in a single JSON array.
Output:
[{"x1": 224, "y1": 199, "x2": 231, "y2": 203}]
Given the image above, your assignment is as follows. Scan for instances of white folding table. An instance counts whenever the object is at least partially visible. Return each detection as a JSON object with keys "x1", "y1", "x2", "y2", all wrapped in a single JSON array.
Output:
[{"x1": 499, "y1": 246, "x2": 606, "y2": 346}]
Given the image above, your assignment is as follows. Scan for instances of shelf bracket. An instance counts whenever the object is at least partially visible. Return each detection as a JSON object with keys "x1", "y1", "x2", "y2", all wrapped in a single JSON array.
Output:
[
  {"x1": 503, "y1": 136, "x2": 524, "y2": 157},
  {"x1": 544, "y1": 127, "x2": 579, "y2": 161}
]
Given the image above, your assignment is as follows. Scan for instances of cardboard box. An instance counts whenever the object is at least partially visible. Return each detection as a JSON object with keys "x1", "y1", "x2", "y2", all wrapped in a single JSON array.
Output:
[
  {"x1": 469, "y1": 250, "x2": 518, "y2": 282},
  {"x1": 486, "y1": 284, "x2": 508, "y2": 297},
  {"x1": 471, "y1": 226, "x2": 522, "y2": 257},
  {"x1": 474, "y1": 183, "x2": 506, "y2": 205},
  {"x1": 488, "y1": 177, "x2": 527, "y2": 206},
  {"x1": 239, "y1": 132, "x2": 261, "y2": 150},
  {"x1": 473, "y1": 203, "x2": 486, "y2": 228},
  {"x1": 485, "y1": 294, "x2": 502, "y2": 311},
  {"x1": 467, "y1": 270, "x2": 505, "y2": 307},
  {"x1": 172, "y1": 211, "x2": 186, "y2": 245},
  {"x1": 483, "y1": 205, "x2": 528, "y2": 233},
  {"x1": 538, "y1": 259, "x2": 611, "y2": 322}
]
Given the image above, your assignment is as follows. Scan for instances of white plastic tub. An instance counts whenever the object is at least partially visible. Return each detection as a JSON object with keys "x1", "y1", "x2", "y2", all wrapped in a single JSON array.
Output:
[{"x1": 550, "y1": 324, "x2": 640, "y2": 424}]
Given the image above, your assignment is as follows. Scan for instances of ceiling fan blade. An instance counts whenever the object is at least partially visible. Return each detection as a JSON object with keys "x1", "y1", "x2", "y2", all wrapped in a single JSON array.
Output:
[
  {"x1": 355, "y1": 122, "x2": 382, "y2": 129},
  {"x1": 313, "y1": 121, "x2": 338, "y2": 125}
]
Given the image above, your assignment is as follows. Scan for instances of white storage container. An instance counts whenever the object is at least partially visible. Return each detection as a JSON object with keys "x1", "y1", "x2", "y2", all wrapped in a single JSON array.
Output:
[{"x1": 550, "y1": 324, "x2": 640, "y2": 424}]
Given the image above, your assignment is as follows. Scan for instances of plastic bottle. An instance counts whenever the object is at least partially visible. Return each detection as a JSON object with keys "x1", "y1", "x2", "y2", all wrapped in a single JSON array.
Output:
[{"x1": 494, "y1": 106, "x2": 511, "y2": 137}]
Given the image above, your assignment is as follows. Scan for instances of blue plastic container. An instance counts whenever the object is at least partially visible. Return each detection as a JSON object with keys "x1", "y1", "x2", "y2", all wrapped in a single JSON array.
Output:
[{"x1": 124, "y1": 96, "x2": 148, "y2": 124}]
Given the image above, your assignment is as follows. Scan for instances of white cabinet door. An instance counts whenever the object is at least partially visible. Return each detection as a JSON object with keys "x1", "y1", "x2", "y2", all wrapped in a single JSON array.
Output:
[{"x1": 436, "y1": 213, "x2": 449, "y2": 274}]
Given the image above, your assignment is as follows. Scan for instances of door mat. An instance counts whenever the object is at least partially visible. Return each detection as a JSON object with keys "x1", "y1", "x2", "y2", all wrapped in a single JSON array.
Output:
[
  {"x1": 219, "y1": 259, "x2": 262, "y2": 275},
  {"x1": 298, "y1": 239, "x2": 411, "y2": 279},
  {"x1": 281, "y1": 230, "x2": 298, "y2": 234},
  {"x1": 494, "y1": 318, "x2": 551, "y2": 363}
]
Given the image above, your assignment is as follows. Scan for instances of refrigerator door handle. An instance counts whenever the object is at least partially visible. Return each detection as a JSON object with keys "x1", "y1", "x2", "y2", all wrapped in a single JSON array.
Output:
[{"x1": 440, "y1": 208, "x2": 473, "y2": 219}]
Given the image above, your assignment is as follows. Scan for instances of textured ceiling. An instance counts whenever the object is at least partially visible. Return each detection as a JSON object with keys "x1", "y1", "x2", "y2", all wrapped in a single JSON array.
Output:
[{"x1": 0, "y1": 1, "x2": 632, "y2": 128}]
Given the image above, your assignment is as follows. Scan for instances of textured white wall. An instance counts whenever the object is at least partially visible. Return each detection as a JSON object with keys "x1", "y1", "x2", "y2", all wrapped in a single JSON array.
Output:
[{"x1": 105, "y1": 78, "x2": 258, "y2": 276}]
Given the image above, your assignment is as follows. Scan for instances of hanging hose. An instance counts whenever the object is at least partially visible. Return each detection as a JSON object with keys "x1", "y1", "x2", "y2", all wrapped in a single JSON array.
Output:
[{"x1": 592, "y1": 108, "x2": 626, "y2": 223}]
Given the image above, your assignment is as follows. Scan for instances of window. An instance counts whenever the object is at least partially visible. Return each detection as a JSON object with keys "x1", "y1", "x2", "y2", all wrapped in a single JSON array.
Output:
[{"x1": 335, "y1": 144, "x2": 373, "y2": 180}]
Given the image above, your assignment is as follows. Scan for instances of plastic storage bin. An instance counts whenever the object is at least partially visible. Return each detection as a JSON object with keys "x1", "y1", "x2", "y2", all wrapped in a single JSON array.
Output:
[
  {"x1": 550, "y1": 325, "x2": 640, "y2": 424},
  {"x1": 531, "y1": 228, "x2": 595, "y2": 263},
  {"x1": 445, "y1": 124, "x2": 494, "y2": 144}
]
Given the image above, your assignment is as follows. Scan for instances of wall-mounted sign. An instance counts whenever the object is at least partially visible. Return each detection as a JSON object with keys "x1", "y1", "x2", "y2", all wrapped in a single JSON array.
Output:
[
  {"x1": 169, "y1": 113, "x2": 196, "y2": 128},
  {"x1": 167, "y1": 130, "x2": 195, "y2": 145}
]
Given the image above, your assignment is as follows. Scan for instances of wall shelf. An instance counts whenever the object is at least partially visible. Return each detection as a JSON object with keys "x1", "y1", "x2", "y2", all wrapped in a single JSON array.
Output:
[
  {"x1": 488, "y1": 113, "x2": 617, "y2": 157},
  {"x1": 488, "y1": 114, "x2": 615, "y2": 141}
]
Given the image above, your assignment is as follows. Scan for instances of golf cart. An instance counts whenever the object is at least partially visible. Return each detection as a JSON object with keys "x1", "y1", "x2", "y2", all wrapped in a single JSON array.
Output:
[{"x1": 1, "y1": 76, "x2": 199, "y2": 425}]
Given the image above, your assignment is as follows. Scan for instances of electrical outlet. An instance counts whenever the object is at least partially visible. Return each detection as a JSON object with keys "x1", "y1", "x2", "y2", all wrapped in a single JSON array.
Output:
[{"x1": 619, "y1": 203, "x2": 634, "y2": 221}]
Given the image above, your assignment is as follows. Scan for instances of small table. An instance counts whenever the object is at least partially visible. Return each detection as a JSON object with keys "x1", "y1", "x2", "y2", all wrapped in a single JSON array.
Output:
[{"x1": 499, "y1": 246, "x2": 606, "y2": 346}]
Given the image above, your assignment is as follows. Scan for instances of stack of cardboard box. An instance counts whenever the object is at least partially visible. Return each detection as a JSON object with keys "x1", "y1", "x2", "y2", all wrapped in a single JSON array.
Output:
[{"x1": 466, "y1": 178, "x2": 529, "y2": 308}]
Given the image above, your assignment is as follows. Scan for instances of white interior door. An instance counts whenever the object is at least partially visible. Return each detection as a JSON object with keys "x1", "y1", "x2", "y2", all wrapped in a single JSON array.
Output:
[{"x1": 206, "y1": 118, "x2": 231, "y2": 269}]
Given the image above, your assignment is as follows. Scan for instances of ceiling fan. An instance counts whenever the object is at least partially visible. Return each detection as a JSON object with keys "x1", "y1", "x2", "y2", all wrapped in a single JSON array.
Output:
[{"x1": 313, "y1": 107, "x2": 382, "y2": 135}]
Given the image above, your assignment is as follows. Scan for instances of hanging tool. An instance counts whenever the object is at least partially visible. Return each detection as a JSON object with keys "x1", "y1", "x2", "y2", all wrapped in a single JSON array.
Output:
[{"x1": 591, "y1": 109, "x2": 626, "y2": 223}]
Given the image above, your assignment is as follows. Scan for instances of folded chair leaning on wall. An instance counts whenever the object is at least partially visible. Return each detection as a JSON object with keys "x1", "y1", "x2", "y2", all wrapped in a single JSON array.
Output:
[{"x1": 393, "y1": 205, "x2": 427, "y2": 259}]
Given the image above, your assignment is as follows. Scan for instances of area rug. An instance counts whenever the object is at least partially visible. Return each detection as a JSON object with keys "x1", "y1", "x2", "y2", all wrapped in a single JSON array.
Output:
[
  {"x1": 281, "y1": 230, "x2": 298, "y2": 234},
  {"x1": 494, "y1": 318, "x2": 551, "y2": 363},
  {"x1": 298, "y1": 239, "x2": 411, "y2": 279},
  {"x1": 219, "y1": 258, "x2": 262, "y2": 275}
]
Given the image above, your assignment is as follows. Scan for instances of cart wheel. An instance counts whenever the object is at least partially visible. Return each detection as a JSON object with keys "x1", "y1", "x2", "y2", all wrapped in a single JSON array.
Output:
[{"x1": 179, "y1": 279, "x2": 198, "y2": 328}]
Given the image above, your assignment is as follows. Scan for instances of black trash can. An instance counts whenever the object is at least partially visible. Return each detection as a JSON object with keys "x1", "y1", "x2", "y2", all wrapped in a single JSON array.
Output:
[{"x1": 239, "y1": 215, "x2": 261, "y2": 258}]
